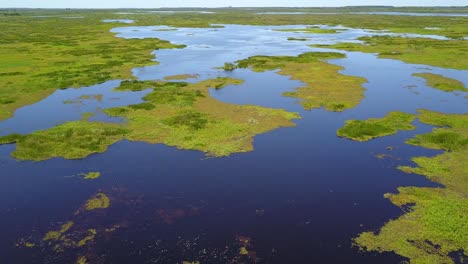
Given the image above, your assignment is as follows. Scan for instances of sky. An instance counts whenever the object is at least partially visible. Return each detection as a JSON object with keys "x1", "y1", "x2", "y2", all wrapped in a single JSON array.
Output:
[{"x1": 2, "y1": 0, "x2": 468, "y2": 8}]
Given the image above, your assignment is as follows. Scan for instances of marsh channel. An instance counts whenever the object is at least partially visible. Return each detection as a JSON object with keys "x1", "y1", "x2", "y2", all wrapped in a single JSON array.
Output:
[{"x1": 0, "y1": 17, "x2": 467, "y2": 264}]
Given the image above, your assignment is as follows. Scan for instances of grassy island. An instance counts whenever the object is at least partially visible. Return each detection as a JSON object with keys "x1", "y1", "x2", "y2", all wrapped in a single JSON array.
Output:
[
  {"x1": 236, "y1": 52, "x2": 367, "y2": 111},
  {"x1": 354, "y1": 110, "x2": 468, "y2": 264}
]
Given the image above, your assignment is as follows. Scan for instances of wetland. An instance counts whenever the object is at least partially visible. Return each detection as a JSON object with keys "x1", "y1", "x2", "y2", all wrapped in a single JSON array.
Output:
[{"x1": 0, "y1": 7, "x2": 467, "y2": 264}]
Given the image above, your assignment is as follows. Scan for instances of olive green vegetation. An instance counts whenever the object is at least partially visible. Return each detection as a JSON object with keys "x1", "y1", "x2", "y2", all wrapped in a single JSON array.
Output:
[
  {"x1": 43, "y1": 221, "x2": 74, "y2": 241},
  {"x1": 412, "y1": 73, "x2": 467, "y2": 92},
  {"x1": 77, "y1": 256, "x2": 87, "y2": 264},
  {"x1": 0, "y1": 121, "x2": 129, "y2": 161},
  {"x1": 236, "y1": 52, "x2": 367, "y2": 111},
  {"x1": 106, "y1": 78, "x2": 299, "y2": 156},
  {"x1": 77, "y1": 229, "x2": 97, "y2": 247},
  {"x1": 0, "y1": 14, "x2": 184, "y2": 121},
  {"x1": 223, "y1": 62, "x2": 237, "y2": 71},
  {"x1": 337, "y1": 112, "x2": 416, "y2": 141},
  {"x1": 315, "y1": 36, "x2": 468, "y2": 70},
  {"x1": 287, "y1": 37, "x2": 308, "y2": 41},
  {"x1": 81, "y1": 112, "x2": 95, "y2": 121},
  {"x1": 82, "y1": 172, "x2": 101, "y2": 180},
  {"x1": 275, "y1": 27, "x2": 338, "y2": 34},
  {"x1": 35, "y1": 191, "x2": 114, "y2": 257},
  {"x1": 240, "y1": 247, "x2": 249, "y2": 255},
  {"x1": 163, "y1": 74, "x2": 199, "y2": 81},
  {"x1": 2, "y1": 8, "x2": 467, "y2": 119},
  {"x1": 85, "y1": 193, "x2": 110, "y2": 210},
  {"x1": 354, "y1": 110, "x2": 468, "y2": 264},
  {"x1": 94, "y1": 8, "x2": 468, "y2": 39},
  {"x1": 0, "y1": 78, "x2": 299, "y2": 160}
]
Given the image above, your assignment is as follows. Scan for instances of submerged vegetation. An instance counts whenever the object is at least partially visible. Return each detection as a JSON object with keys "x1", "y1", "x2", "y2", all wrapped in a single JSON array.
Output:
[
  {"x1": 353, "y1": 110, "x2": 468, "y2": 264},
  {"x1": 412, "y1": 73, "x2": 467, "y2": 92},
  {"x1": 0, "y1": 78, "x2": 299, "y2": 160},
  {"x1": 337, "y1": 112, "x2": 416, "y2": 141},
  {"x1": 315, "y1": 36, "x2": 468, "y2": 70},
  {"x1": 236, "y1": 52, "x2": 367, "y2": 111}
]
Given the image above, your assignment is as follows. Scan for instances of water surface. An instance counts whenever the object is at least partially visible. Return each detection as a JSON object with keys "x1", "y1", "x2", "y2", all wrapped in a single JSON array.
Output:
[{"x1": 0, "y1": 22, "x2": 466, "y2": 264}]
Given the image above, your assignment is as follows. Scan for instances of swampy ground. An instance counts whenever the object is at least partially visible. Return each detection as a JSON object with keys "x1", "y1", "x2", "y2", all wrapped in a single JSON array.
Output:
[{"x1": 0, "y1": 7, "x2": 467, "y2": 264}]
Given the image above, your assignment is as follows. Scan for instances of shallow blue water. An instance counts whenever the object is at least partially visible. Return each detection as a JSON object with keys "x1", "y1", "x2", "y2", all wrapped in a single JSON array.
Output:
[{"x1": 0, "y1": 23, "x2": 466, "y2": 264}]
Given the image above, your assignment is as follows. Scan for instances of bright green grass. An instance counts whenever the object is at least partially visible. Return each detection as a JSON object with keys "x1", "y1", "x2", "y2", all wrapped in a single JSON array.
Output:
[
  {"x1": 314, "y1": 36, "x2": 468, "y2": 70},
  {"x1": 355, "y1": 110, "x2": 468, "y2": 264},
  {"x1": 0, "y1": 121, "x2": 129, "y2": 161},
  {"x1": 2, "y1": 8, "x2": 467, "y2": 119},
  {"x1": 355, "y1": 187, "x2": 468, "y2": 264},
  {"x1": 337, "y1": 112, "x2": 416, "y2": 141},
  {"x1": 0, "y1": 78, "x2": 300, "y2": 160},
  {"x1": 236, "y1": 52, "x2": 367, "y2": 111},
  {"x1": 413, "y1": 73, "x2": 467, "y2": 92},
  {"x1": 0, "y1": 14, "x2": 184, "y2": 121}
]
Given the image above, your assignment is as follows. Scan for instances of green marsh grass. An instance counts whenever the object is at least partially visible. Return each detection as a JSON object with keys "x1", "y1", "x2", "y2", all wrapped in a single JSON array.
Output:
[
  {"x1": 413, "y1": 73, "x2": 467, "y2": 92},
  {"x1": 236, "y1": 52, "x2": 367, "y2": 111},
  {"x1": 337, "y1": 112, "x2": 416, "y2": 141}
]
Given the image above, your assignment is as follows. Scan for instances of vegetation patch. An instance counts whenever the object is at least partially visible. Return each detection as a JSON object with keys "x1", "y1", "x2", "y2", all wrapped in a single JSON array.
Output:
[
  {"x1": 82, "y1": 172, "x2": 101, "y2": 180},
  {"x1": 413, "y1": 73, "x2": 467, "y2": 92},
  {"x1": 223, "y1": 62, "x2": 237, "y2": 71},
  {"x1": 0, "y1": 121, "x2": 129, "y2": 161},
  {"x1": 106, "y1": 78, "x2": 300, "y2": 157},
  {"x1": 164, "y1": 74, "x2": 199, "y2": 81},
  {"x1": 43, "y1": 221, "x2": 74, "y2": 241},
  {"x1": 0, "y1": 15, "x2": 184, "y2": 121},
  {"x1": 355, "y1": 187, "x2": 468, "y2": 264},
  {"x1": 85, "y1": 193, "x2": 111, "y2": 210},
  {"x1": 0, "y1": 78, "x2": 299, "y2": 160},
  {"x1": 337, "y1": 112, "x2": 416, "y2": 141},
  {"x1": 314, "y1": 36, "x2": 468, "y2": 70},
  {"x1": 287, "y1": 37, "x2": 308, "y2": 41},
  {"x1": 355, "y1": 110, "x2": 468, "y2": 264},
  {"x1": 236, "y1": 52, "x2": 367, "y2": 111}
]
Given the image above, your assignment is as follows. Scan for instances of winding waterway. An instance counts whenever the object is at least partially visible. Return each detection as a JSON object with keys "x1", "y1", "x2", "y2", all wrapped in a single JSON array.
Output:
[{"x1": 0, "y1": 21, "x2": 466, "y2": 264}]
